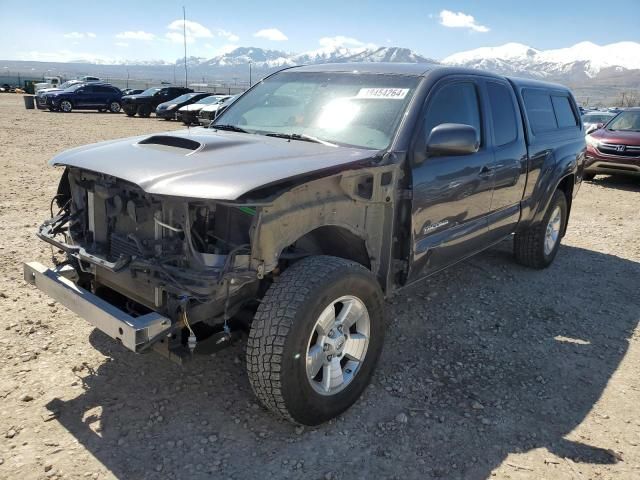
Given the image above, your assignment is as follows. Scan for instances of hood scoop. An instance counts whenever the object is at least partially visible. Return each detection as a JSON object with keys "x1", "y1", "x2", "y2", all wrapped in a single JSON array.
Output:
[{"x1": 138, "y1": 135, "x2": 201, "y2": 152}]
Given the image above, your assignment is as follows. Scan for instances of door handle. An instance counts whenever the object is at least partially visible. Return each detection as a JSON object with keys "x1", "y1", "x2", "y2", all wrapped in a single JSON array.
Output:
[{"x1": 479, "y1": 165, "x2": 494, "y2": 176}]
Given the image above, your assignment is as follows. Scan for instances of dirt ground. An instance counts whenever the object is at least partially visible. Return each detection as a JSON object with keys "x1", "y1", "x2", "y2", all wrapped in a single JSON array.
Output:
[{"x1": 0, "y1": 94, "x2": 638, "y2": 480}]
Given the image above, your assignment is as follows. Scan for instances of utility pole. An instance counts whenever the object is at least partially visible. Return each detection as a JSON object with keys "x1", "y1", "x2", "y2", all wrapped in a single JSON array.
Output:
[
  {"x1": 183, "y1": 6, "x2": 188, "y2": 88},
  {"x1": 249, "y1": 62, "x2": 252, "y2": 88}
]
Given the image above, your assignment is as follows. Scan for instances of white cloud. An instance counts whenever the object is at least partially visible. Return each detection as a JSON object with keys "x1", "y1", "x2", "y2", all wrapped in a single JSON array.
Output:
[
  {"x1": 115, "y1": 42, "x2": 129, "y2": 48},
  {"x1": 166, "y1": 19, "x2": 213, "y2": 44},
  {"x1": 115, "y1": 30, "x2": 155, "y2": 41},
  {"x1": 439, "y1": 10, "x2": 490, "y2": 33},
  {"x1": 216, "y1": 29, "x2": 240, "y2": 43},
  {"x1": 63, "y1": 32, "x2": 96, "y2": 39},
  {"x1": 253, "y1": 28, "x2": 288, "y2": 42},
  {"x1": 318, "y1": 36, "x2": 376, "y2": 49}
]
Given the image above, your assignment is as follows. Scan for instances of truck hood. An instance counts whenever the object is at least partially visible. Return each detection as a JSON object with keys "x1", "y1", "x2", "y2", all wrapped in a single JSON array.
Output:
[{"x1": 50, "y1": 129, "x2": 378, "y2": 200}]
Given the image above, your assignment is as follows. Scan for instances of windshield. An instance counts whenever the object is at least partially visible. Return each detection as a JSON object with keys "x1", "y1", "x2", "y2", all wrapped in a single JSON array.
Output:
[
  {"x1": 171, "y1": 93, "x2": 198, "y2": 103},
  {"x1": 214, "y1": 72, "x2": 420, "y2": 149},
  {"x1": 196, "y1": 95, "x2": 223, "y2": 105},
  {"x1": 58, "y1": 81, "x2": 78, "y2": 89},
  {"x1": 64, "y1": 84, "x2": 85, "y2": 92},
  {"x1": 140, "y1": 87, "x2": 162, "y2": 96},
  {"x1": 583, "y1": 113, "x2": 614, "y2": 124},
  {"x1": 606, "y1": 111, "x2": 640, "y2": 132}
]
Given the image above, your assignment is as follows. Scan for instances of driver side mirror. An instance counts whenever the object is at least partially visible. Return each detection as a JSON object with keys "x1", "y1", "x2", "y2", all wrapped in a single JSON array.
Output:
[{"x1": 427, "y1": 123, "x2": 480, "y2": 156}]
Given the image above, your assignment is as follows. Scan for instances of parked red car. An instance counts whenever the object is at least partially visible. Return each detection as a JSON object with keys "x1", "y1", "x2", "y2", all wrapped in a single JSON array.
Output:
[{"x1": 585, "y1": 108, "x2": 640, "y2": 180}]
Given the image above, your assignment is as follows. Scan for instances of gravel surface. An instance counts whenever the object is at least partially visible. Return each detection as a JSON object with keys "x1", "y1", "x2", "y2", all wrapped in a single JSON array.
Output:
[{"x1": 0, "y1": 94, "x2": 639, "y2": 480}]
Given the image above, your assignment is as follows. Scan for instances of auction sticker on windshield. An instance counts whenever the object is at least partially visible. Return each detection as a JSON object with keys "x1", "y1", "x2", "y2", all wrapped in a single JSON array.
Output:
[{"x1": 356, "y1": 88, "x2": 409, "y2": 99}]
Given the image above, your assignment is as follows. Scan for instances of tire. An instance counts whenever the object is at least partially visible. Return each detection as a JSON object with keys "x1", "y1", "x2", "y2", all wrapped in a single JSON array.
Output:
[
  {"x1": 583, "y1": 172, "x2": 596, "y2": 181},
  {"x1": 59, "y1": 100, "x2": 73, "y2": 113},
  {"x1": 137, "y1": 104, "x2": 152, "y2": 117},
  {"x1": 514, "y1": 189, "x2": 568, "y2": 269},
  {"x1": 108, "y1": 101, "x2": 121, "y2": 113},
  {"x1": 247, "y1": 255, "x2": 385, "y2": 425}
]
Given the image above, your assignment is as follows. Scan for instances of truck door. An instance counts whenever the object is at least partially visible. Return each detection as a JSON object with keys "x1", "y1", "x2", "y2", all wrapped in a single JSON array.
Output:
[
  {"x1": 484, "y1": 80, "x2": 528, "y2": 240},
  {"x1": 408, "y1": 78, "x2": 495, "y2": 281}
]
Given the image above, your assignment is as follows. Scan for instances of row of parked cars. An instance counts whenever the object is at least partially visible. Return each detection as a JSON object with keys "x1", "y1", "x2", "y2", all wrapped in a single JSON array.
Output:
[
  {"x1": 582, "y1": 107, "x2": 640, "y2": 180},
  {"x1": 36, "y1": 79, "x2": 236, "y2": 125}
]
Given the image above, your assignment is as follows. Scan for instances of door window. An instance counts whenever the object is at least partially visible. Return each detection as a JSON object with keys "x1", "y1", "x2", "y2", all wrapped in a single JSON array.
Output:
[
  {"x1": 523, "y1": 90, "x2": 557, "y2": 133},
  {"x1": 424, "y1": 82, "x2": 482, "y2": 145},
  {"x1": 551, "y1": 96, "x2": 578, "y2": 128},
  {"x1": 487, "y1": 82, "x2": 518, "y2": 146}
]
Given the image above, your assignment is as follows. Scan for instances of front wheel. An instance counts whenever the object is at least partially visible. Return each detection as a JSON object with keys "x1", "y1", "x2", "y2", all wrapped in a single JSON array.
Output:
[
  {"x1": 59, "y1": 100, "x2": 73, "y2": 113},
  {"x1": 108, "y1": 101, "x2": 121, "y2": 113},
  {"x1": 514, "y1": 189, "x2": 568, "y2": 268},
  {"x1": 137, "y1": 104, "x2": 152, "y2": 117},
  {"x1": 247, "y1": 256, "x2": 385, "y2": 425}
]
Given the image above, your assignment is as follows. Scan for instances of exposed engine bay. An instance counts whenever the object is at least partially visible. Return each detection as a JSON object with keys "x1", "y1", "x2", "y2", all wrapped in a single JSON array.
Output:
[{"x1": 39, "y1": 167, "x2": 263, "y2": 357}]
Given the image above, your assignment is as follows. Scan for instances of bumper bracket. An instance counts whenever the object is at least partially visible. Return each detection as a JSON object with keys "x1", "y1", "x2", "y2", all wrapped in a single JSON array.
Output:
[{"x1": 23, "y1": 261, "x2": 172, "y2": 352}]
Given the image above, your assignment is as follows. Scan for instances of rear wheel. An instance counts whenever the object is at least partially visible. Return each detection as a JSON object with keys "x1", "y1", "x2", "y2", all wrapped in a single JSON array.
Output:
[
  {"x1": 583, "y1": 172, "x2": 596, "y2": 181},
  {"x1": 247, "y1": 256, "x2": 385, "y2": 425},
  {"x1": 514, "y1": 189, "x2": 567, "y2": 269},
  {"x1": 59, "y1": 100, "x2": 72, "y2": 113},
  {"x1": 137, "y1": 104, "x2": 152, "y2": 117}
]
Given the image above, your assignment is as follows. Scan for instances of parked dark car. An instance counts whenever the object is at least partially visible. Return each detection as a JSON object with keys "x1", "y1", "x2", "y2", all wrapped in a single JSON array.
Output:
[
  {"x1": 155, "y1": 92, "x2": 211, "y2": 120},
  {"x1": 121, "y1": 86, "x2": 193, "y2": 117},
  {"x1": 44, "y1": 83, "x2": 122, "y2": 113},
  {"x1": 26, "y1": 64, "x2": 585, "y2": 426},
  {"x1": 120, "y1": 88, "x2": 144, "y2": 96},
  {"x1": 585, "y1": 108, "x2": 640, "y2": 179}
]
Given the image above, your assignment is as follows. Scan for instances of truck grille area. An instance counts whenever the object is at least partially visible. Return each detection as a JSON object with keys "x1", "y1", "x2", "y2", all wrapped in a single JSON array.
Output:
[{"x1": 110, "y1": 233, "x2": 143, "y2": 259}]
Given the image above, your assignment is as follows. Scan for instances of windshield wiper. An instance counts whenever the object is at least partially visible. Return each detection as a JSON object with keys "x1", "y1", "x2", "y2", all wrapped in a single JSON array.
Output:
[
  {"x1": 264, "y1": 132, "x2": 337, "y2": 147},
  {"x1": 210, "y1": 124, "x2": 249, "y2": 133}
]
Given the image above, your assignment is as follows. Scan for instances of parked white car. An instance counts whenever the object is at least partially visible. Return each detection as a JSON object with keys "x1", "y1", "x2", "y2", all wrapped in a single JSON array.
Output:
[
  {"x1": 177, "y1": 95, "x2": 230, "y2": 125},
  {"x1": 197, "y1": 95, "x2": 237, "y2": 126}
]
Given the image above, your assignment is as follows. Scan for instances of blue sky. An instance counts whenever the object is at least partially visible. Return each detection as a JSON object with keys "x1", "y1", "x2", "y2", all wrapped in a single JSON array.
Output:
[{"x1": 0, "y1": 0, "x2": 638, "y2": 62}]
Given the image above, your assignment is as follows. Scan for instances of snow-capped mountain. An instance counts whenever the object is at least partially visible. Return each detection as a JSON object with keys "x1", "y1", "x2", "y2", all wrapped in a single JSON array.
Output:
[
  {"x1": 193, "y1": 46, "x2": 437, "y2": 69},
  {"x1": 442, "y1": 41, "x2": 640, "y2": 79},
  {"x1": 202, "y1": 47, "x2": 292, "y2": 68}
]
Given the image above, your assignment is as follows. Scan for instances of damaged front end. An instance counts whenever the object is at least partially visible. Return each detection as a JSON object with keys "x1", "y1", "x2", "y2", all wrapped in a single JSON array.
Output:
[{"x1": 30, "y1": 167, "x2": 260, "y2": 359}]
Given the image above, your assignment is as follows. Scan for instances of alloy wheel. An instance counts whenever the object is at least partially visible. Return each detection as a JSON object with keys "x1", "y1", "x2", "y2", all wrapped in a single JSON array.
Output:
[{"x1": 306, "y1": 295, "x2": 370, "y2": 396}]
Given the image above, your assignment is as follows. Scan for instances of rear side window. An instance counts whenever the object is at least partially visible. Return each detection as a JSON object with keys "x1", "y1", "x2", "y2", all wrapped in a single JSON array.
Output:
[
  {"x1": 552, "y1": 96, "x2": 577, "y2": 128},
  {"x1": 487, "y1": 82, "x2": 518, "y2": 146},
  {"x1": 523, "y1": 90, "x2": 557, "y2": 133},
  {"x1": 424, "y1": 82, "x2": 482, "y2": 144}
]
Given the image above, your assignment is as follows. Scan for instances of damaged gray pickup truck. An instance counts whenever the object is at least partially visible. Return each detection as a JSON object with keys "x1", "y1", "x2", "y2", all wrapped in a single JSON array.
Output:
[{"x1": 25, "y1": 63, "x2": 585, "y2": 425}]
